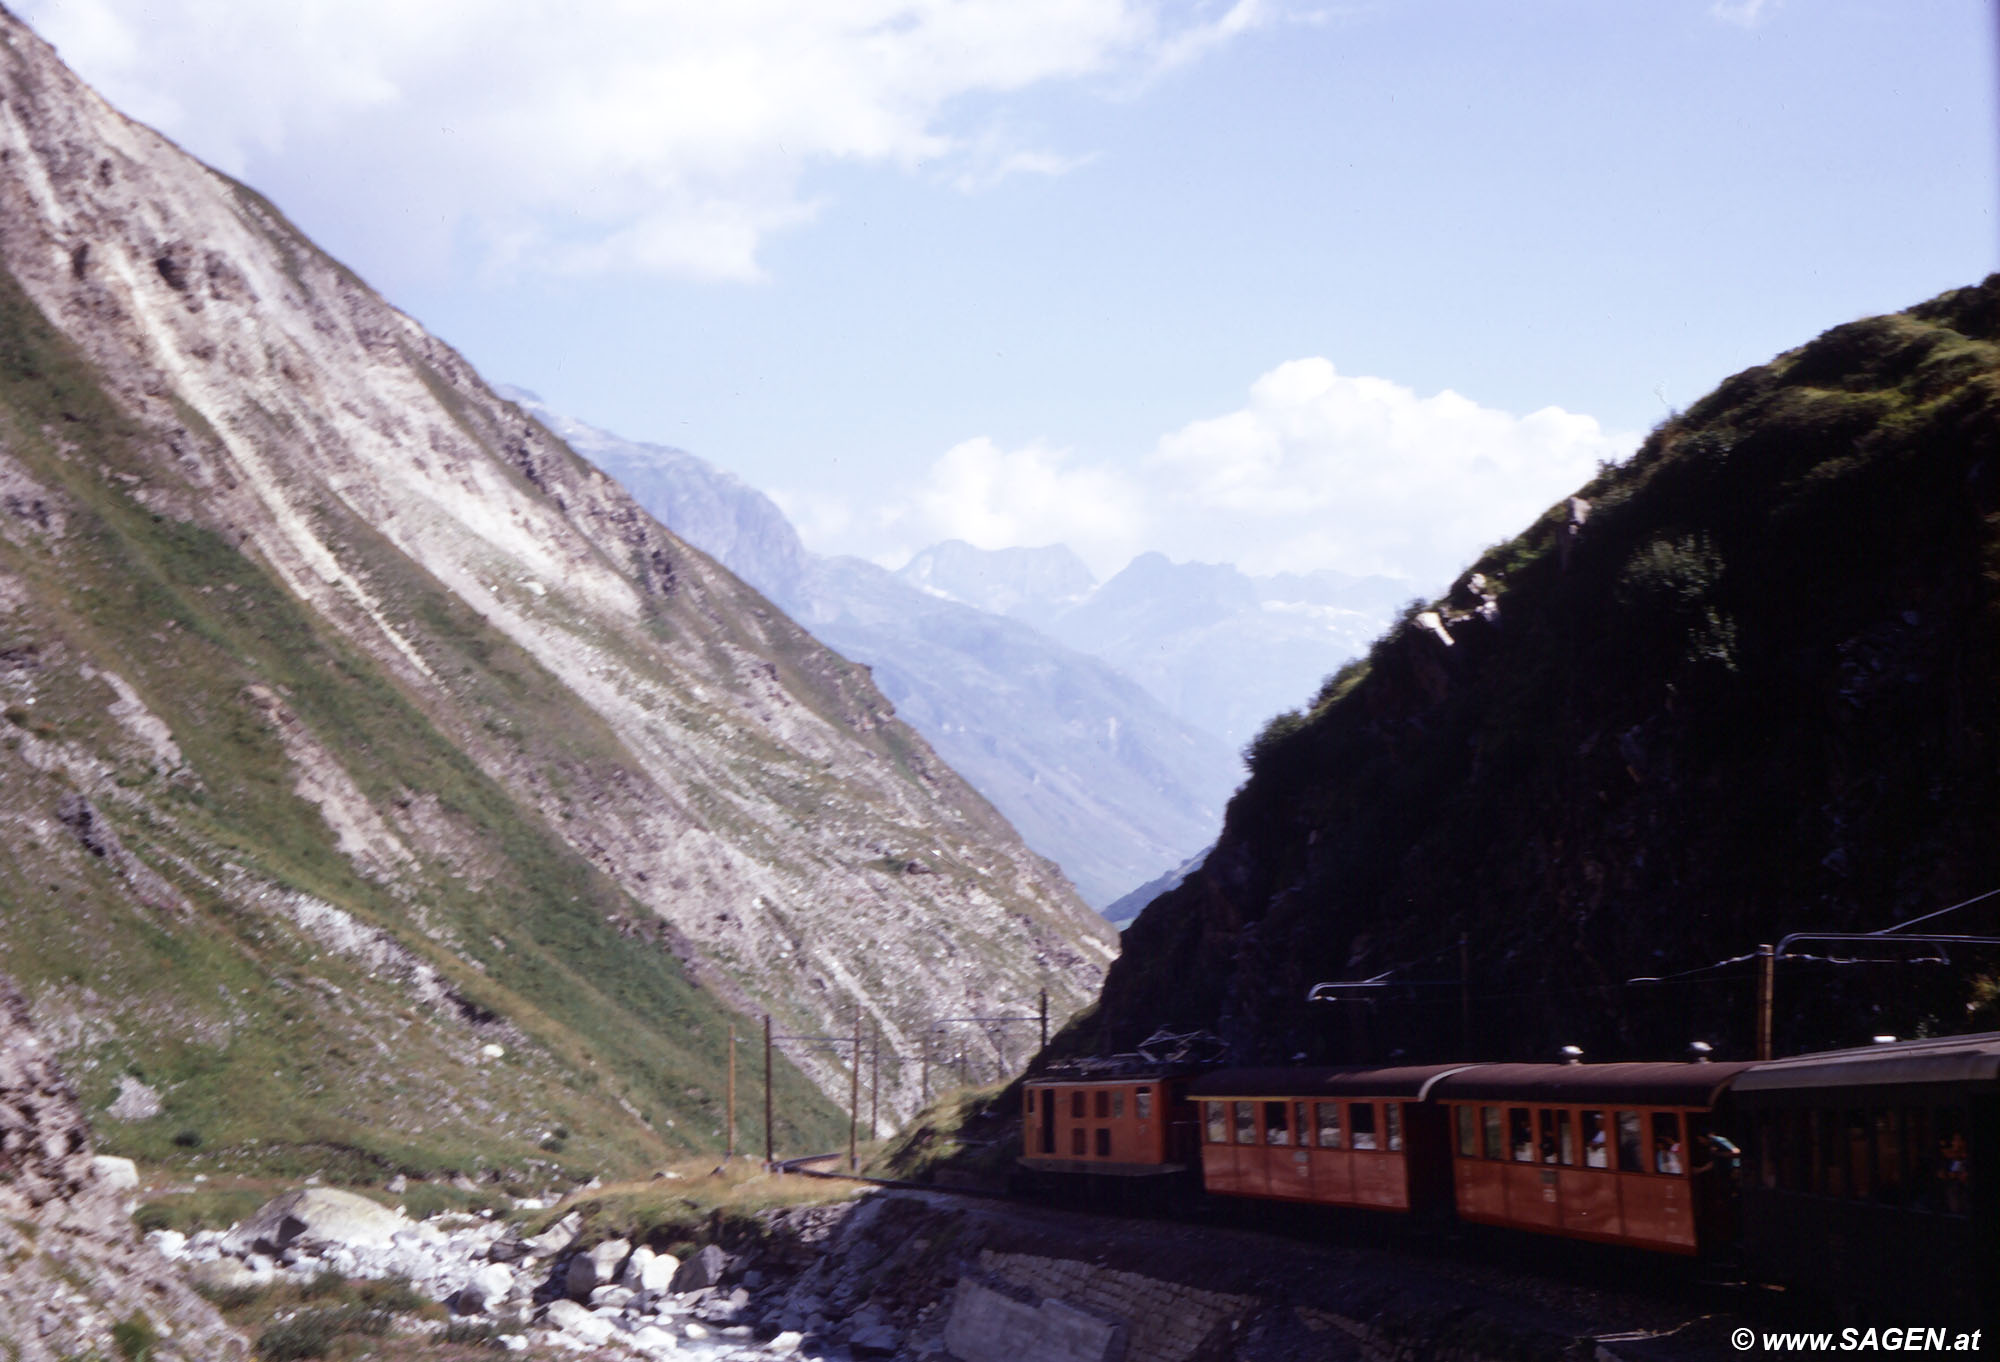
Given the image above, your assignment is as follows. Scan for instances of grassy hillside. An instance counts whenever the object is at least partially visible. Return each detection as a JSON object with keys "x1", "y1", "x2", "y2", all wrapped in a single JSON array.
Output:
[
  {"x1": 0, "y1": 263, "x2": 847, "y2": 1180},
  {"x1": 1085, "y1": 277, "x2": 2000, "y2": 1066}
]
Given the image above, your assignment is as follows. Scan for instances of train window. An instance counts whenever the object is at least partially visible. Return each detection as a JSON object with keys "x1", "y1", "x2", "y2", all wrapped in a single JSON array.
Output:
[
  {"x1": 1753, "y1": 1114, "x2": 1775, "y2": 1189},
  {"x1": 1482, "y1": 1106, "x2": 1505, "y2": 1161},
  {"x1": 1295, "y1": 1102, "x2": 1313, "y2": 1148},
  {"x1": 1582, "y1": 1110, "x2": 1608, "y2": 1168},
  {"x1": 1095, "y1": 1128, "x2": 1111, "y2": 1157},
  {"x1": 1652, "y1": 1112, "x2": 1683, "y2": 1175},
  {"x1": 1318, "y1": 1102, "x2": 1344, "y2": 1149},
  {"x1": 1024, "y1": 1090, "x2": 1035, "y2": 1114},
  {"x1": 1775, "y1": 1109, "x2": 1805, "y2": 1191},
  {"x1": 1072, "y1": 1090, "x2": 1085, "y2": 1119},
  {"x1": 1934, "y1": 1106, "x2": 1969, "y2": 1217},
  {"x1": 1455, "y1": 1106, "x2": 1478, "y2": 1158},
  {"x1": 1351, "y1": 1102, "x2": 1378, "y2": 1150},
  {"x1": 1843, "y1": 1110, "x2": 1870, "y2": 1200},
  {"x1": 1904, "y1": 1106, "x2": 1937, "y2": 1209},
  {"x1": 1872, "y1": 1110, "x2": 1902, "y2": 1204},
  {"x1": 1556, "y1": 1109, "x2": 1576, "y2": 1166},
  {"x1": 1386, "y1": 1102, "x2": 1403, "y2": 1152},
  {"x1": 1111, "y1": 1090, "x2": 1125, "y2": 1119},
  {"x1": 1265, "y1": 1101, "x2": 1291, "y2": 1145},
  {"x1": 1071, "y1": 1127, "x2": 1086, "y2": 1156},
  {"x1": 1616, "y1": 1112, "x2": 1644, "y2": 1173},
  {"x1": 1204, "y1": 1102, "x2": 1227, "y2": 1144},
  {"x1": 1816, "y1": 1109, "x2": 1844, "y2": 1197},
  {"x1": 1094, "y1": 1090, "x2": 1110, "y2": 1120},
  {"x1": 1135, "y1": 1088, "x2": 1153, "y2": 1121},
  {"x1": 1234, "y1": 1101, "x2": 1256, "y2": 1144},
  {"x1": 1509, "y1": 1107, "x2": 1533, "y2": 1162},
  {"x1": 1536, "y1": 1109, "x2": 1559, "y2": 1164}
]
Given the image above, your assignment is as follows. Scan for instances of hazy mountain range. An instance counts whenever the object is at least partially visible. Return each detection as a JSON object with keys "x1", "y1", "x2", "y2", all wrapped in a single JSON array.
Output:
[{"x1": 512, "y1": 392, "x2": 1409, "y2": 911}]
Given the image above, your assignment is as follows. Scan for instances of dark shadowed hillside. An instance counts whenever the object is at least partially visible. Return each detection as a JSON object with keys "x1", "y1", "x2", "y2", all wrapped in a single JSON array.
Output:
[{"x1": 1083, "y1": 277, "x2": 2000, "y2": 1068}]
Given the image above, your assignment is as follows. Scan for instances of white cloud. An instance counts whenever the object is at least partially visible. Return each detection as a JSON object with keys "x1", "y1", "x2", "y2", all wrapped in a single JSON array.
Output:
[
  {"x1": 822, "y1": 359, "x2": 1634, "y2": 587},
  {"x1": 17, "y1": 0, "x2": 1267, "y2": 282},
  {"x1": 1709, "y1": 0, "x2": 1780, "y2": 27},
  {"x1": 1146, "y1": 358, "x2": 1631, "y2": 583}
]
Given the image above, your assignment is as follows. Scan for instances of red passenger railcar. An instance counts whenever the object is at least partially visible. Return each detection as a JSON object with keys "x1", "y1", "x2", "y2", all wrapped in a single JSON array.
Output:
[
  {"x1": 1186, "y1": 1066, "x2": 1474, "y2": 1214},
  {"x1": 1429, "y1": 1063, "x2": 1752, "y2": 1255},
  {"x1": 1019, "y1": 1072, "x2": 1200, "y2": 1177}
]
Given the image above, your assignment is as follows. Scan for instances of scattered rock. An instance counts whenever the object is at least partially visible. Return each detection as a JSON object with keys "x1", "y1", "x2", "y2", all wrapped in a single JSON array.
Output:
[
  {"x1": 522, "y1": 1210, "x2": 581, "y2": 1258},
  {"x1": 89, "y1": 1154, "x2": 139, "y2": 1192},
  {"x1": 223, "y1": 1186, "x2": 406, "y2": 1256},
  {"x1": 105, "y1": 1074, "x2": 162, "y2": 1121},
  {"x1": 544, "y1": 1298, "x2": 615, "y2": 1346},
  {"x1": 670, "y1": 1241, "x2": 728, "y2": 1292},
  {"x1": 565, "y1": 1236, "x2": 630, "y2": 1300}
]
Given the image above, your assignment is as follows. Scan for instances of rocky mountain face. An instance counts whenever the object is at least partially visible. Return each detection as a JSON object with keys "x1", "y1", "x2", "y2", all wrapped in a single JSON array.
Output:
[
  {"x1": 518, "y1": 393, "x2": 1241, "y2": 909},
  {"x1": 1082, "y1": 279, "x2": 2000, "y2": 1068},
  {"x1": 0, "y1": 9, "x2": 1113, "y2": 1179},
  {"x1": 0, "y1": 973, "x2": 247, "y2": 1359}
]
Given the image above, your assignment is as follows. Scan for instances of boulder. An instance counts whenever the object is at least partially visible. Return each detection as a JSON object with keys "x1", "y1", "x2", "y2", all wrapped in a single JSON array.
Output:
[
  {"x1": 621, "y1": 1243, "x2": 678, "y2": 1291},
  {"x1": 89, "y1": 1155, "x2": 139, "y2": 1192},
  {"x1": 588, "y1": 1284, "x2": 636, "y2": 1311},
  {"x1": 669, "y1": 1242, "x2": 727, "y2": 1292},
  {"x1": 564, "y1": 1236, "x2": 630, "y2": 1300},
  {"x1": 521, "y1": 1210, "x2": 581, "y2": 1259},
  {"x1": 223, "y1": 1187, "x2": 406, "y2": 1256},
  {"x1": 543, "y1": 1298, "x2": 614, "y2": 1346},
  {"x1": 628, "y1": 1324, "x2": 679, "y2": 1353},
  {"x1": 455, "y1": 1261, "x2": 515, "y2": 1315},
  {"x1": 851, "y1": 1321, "x2": 900, "y2": 1356}
]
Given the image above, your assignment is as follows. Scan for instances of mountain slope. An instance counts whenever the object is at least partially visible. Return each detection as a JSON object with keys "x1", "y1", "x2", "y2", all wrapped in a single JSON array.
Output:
[
  {"x1": 518, "y1": 393, "x2": 1241, "y2": 908},
  {"x1": 0, "y1": 9, "x2": 1113, "y2": 1177},
  {"x1": 1083, "y1": 279, "x2": 2000, "y2": 1067}
]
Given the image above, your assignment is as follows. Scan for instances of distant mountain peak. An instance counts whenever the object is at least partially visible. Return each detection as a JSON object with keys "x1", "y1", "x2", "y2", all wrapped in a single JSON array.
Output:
[{"x1": 897, "y1": 540, "x2": 1096, "y2": 623}]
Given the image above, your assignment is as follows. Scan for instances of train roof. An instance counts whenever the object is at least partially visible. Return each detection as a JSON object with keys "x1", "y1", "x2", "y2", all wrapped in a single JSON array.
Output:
[
  {"x1": 1732, "y1": 1031, "x2": 2000, "y2": 1093},
  {"x1": 1429, "y1": 1062, "x2": 1754, "y2": 1108},
  {"x1": 1189, "y1": 1065, "x2": 1479, "y2": 1100}
]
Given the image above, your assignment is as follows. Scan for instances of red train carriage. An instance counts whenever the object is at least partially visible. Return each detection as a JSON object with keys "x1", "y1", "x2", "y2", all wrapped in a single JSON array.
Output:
[
  {"x1": 1186, "y1": 1066, "x2": 1475, "y2": 1214},
  {"x1": 1019, "y1": 1072, "x2": 1200, "y2": 1177},
  {"x1": 1429, "y1": 1062, "x2": 1753, "y2": 1255}
]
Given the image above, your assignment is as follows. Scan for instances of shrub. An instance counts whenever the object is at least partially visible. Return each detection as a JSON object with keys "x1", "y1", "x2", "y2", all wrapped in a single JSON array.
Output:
[
  {"x1": 255, "y1": 1305, "x2": 393, "y2": 1361},
  {"x1": 111, "y1": 1311, "x2": 159, "y2": 1362},
  {"x1": 1243, "y1": 709, "x2": 1308, "y2": 773}
]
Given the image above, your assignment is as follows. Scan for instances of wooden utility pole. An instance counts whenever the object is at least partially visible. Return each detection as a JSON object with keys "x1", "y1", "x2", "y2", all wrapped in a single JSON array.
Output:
[
  {"x1": 920, "y1": 1026, "x2": 931, "y2": 1105},
  {"x1": 1039, "y1": 990, "x2": 1048, "y2": 1054},
  {"x1": 726, "y1": 1031, "x2": 737, "y2": 1160},
  {"x1": 867, "y1": 1023, "x2": 880, "y2": 1141},
  {"x1": 847, "y1": 1006, "x2": 862, "y2": 1172},
  {"x1": 1755, "y1": 943, "x2": 1775, "y2": 1061},
  {"x1": 762, "y1": 1014, "x2": 775, "y2": 1167}
]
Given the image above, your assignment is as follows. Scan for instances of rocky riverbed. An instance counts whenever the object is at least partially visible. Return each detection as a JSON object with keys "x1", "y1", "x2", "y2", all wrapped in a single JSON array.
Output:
[{"x1": 157, "y1": 1176, "x2": 1758, "y2": 1361}]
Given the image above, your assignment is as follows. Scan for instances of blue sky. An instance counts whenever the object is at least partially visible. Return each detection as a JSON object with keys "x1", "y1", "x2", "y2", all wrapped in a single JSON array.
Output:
[{"x1": 19, "y1": 0, "x2": 1997, "y2": 587}]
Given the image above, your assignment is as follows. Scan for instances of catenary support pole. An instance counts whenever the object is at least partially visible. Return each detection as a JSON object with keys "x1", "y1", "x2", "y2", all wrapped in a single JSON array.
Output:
[
  {"x1": 1755, "y1": 943, "x2": 1775, "y2": 1061},
  {"x1": 726, "y1": 1031, "x2": 737, "y2": 1160},
  {"x1": 763, "y1": 1014, "x2": 774, "y2": 1167}
]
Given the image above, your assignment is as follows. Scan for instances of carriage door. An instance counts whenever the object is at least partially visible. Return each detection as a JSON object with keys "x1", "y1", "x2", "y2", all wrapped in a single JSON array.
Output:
[{"x1": 1041, "y1": 1088, "x2": 1057, "y2": 1154}]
